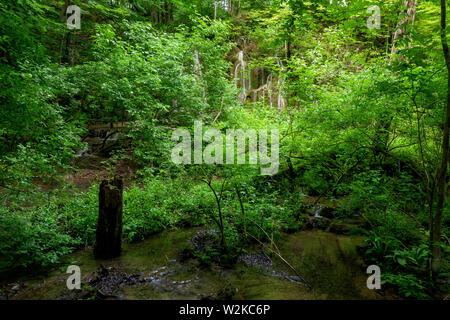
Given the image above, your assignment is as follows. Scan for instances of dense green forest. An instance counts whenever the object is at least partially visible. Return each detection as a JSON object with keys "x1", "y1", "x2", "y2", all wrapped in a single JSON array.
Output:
[{"x1": 0, "y1": 0, "x2": 449, "y2": 300}]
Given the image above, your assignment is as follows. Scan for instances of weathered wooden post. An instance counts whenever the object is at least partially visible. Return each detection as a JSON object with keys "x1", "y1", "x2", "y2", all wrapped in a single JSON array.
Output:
[{"x1": 94, "y1": 178, "x2": 123, "y2": 259}]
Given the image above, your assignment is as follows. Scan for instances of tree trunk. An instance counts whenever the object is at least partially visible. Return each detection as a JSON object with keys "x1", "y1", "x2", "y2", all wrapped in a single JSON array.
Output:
[
  {"x1": 59, "y1": 0, "x2": 70, "y2": 64},
  {"x1": 391, "y1": 0, "x2": 417, "y2": 54},
  {"x1": 431, "y1": 0, "x2": 450, "y2": 283},
  {"x1": 94, "y1": 178, "x2": 123, "y2": 259}
]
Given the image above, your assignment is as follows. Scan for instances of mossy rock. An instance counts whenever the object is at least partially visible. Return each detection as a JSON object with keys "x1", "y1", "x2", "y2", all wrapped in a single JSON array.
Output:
[
  {"x1": 328, "y1": 222, "x2": 352, "y2": 235},
  {"x1": 306, "y1": 217, "x2": 331, "y2": 230},
  {"x1": 319, "y1": 207, "x2": 337, "y2": 219}
]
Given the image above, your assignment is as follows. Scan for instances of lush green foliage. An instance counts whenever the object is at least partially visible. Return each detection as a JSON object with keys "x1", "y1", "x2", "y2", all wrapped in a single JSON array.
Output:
[{"x1": 0, "y1": 0, "x2": 449, "y2": 299}]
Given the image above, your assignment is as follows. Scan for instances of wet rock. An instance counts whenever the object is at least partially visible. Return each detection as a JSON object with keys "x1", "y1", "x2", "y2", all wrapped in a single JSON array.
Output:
[
  {"x1": 237, "y1": 250, "x2": 310, "y2": 288},
  {"x1": 328, "y1": 222, "x2": 352, "y2": 235},
  {"x1": 0, "y1": 283, "x2": 22, "y2": 300},
  {"x1": 87, "y1": 265, "x2": 142, "y2": 296},
  {"x1": 199, "y1": 293, "x2": 218, "y2": 300},
  {"x1": 61, "y1": 264, "x2": 183, "y2": 300},
  {"x1": 319, "y1": 207, "x2": 337, "y2": 219},
  {"x1": 190, "y1": 229, "x2": 219, "y2": 253},
  {"x1": 189, "y1": 229, "x2": 223, "y2": 265},
  {"x1": 237, "y1": 253, "x2": 272, "y2": 269},
  {"x1": 306, "y1": 216, "x2": 331, "y2": 230},
  {"x1": 267, "y1": 271, "x2": 309, "y2": 287}
]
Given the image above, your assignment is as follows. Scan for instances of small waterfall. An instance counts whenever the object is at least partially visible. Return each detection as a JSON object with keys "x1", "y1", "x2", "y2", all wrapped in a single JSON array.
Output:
[
  {"x1": 248, "y1": 67, "x2": 252, "y2": 94},
  {"x1": 233, "y1": 48, "x2": 286, "y2": 108},
  {"x1": 193, "y1": 50, "x2": 201, "y2": 77},
  {"x1": 266, "y1": 73, "x2": 273, "y2": 108},
  {"x1": 238, "y1": 50, "x2": 245, "y2": 92},
  {"x1": 277, "y1": 75, "x2": 286, "y2": 111},
  {"x1": 314, "y1": 206, "x2": 324, "y2": 218},
  {"x1": 239, "y1": 63, "x2": 286, "y2": 110},
  {"x1": 276, "y1": 61, "x2": 286, "y2": 110},
  {"x1": 193, "y1": 50, "x2": 207, "y2": 104},
  {"x1": 221, "y1": 0, "x2": 229, "y2": 11},
  {"x1": 235, "y1": 50, "x2": 251, "y2": 103}
]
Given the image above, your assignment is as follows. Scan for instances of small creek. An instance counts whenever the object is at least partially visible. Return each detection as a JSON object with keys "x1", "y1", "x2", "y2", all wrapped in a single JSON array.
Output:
[{"x1": 0, "y1": 227, "x2": 385, "y2": 300}]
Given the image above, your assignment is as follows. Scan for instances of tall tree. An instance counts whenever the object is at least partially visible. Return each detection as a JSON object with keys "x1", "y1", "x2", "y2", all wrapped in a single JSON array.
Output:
[{"x1": 431, "y1": 0, "x2": 450, "y2": 283}]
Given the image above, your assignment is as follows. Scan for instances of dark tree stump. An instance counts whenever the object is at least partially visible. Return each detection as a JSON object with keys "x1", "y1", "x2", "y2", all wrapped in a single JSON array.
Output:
[{"x1": 94, "y1": 178, "x2": 123, "y2": 259}]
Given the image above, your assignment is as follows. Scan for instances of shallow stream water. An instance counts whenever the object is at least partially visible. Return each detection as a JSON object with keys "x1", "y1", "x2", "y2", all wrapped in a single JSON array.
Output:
[{"x1": 1, "y1": 228, "x2": 385, "y2": 300}]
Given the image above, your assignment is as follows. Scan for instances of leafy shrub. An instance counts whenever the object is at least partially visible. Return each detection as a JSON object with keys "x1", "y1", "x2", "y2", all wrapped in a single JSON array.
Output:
[
  {"x1": 383, "y1": 273, "x2": 428, "y2": 299},
  {"x1": 0, "y1": 177, "x2": 219, "y2": 270},
  {"x1": 364, "y1": 231, "x2": 432, "y2": 299},
  {"x1": 0, "y1": 210, "x2": 74, "y2": 270}
]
